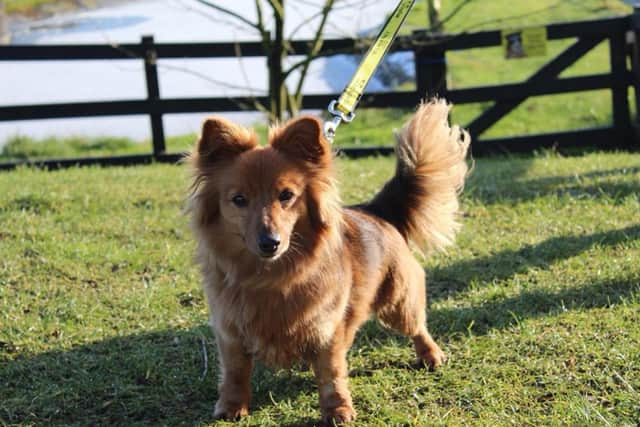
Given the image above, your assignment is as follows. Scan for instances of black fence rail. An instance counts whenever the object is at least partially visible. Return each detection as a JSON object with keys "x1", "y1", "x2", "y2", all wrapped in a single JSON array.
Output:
[{"x1": 1, "y1": 14, "x2": 639, "y2": 170}]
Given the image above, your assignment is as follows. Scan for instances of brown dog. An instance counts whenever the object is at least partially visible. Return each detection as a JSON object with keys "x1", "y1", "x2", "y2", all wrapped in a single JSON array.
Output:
[{"x1": 188, "y1": 99, "x2": 470, "y2": 424}]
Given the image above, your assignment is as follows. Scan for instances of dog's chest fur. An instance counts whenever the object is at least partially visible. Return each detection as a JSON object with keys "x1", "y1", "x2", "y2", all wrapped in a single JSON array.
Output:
[{"x1": 208, "y1": 270, "x2": 349, "y2": 366}]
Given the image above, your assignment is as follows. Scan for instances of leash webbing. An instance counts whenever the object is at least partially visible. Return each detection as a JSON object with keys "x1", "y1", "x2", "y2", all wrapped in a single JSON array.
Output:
[{"x1": 324, "y1": 0, "x2": 416, "y2": 141}]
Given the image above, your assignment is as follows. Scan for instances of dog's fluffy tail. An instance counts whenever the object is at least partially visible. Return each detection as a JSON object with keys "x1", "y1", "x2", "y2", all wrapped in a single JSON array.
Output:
[{"x1": 361, "y1": 99, "x2": 470, "y2": 253}]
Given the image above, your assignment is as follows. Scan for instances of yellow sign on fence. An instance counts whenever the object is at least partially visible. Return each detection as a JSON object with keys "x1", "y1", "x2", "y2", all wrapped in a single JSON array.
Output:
[{"x1": 502, "y1": 26, "x2": 547, "y2": 59}]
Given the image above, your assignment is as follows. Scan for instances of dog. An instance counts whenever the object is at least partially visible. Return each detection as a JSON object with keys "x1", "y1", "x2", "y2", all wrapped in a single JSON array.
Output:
[{"x1": 188, "y1": 99, "x2": 470, "y2": 424}]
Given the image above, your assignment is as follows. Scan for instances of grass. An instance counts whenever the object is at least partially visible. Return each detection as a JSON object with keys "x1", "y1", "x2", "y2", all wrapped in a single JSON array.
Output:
[
  {"x1": 4, "y1": 0, "x2": 95, "y2": 16},
  {"x1": 0, "y1": 135, "x2": 141, "y2": 159},
  {"x1": 0, "y1": 134, "x2": 198, "y2": 161},
  {"x1": 1, "y1": 3, "x2": 639, "y2": 423},
  {"x1": 1, "y1": 149, "x2": 639, "y2": 425},
  {"x1": 405, "y1": 0, "x2": 630, "y2": 32}
]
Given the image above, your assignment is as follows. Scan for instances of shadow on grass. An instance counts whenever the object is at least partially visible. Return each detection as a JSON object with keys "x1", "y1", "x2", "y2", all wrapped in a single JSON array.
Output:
[
  {"x1": 467, "y1": 165, "x2": 640, "y2": 205},
  {"x1": 0, "y1": 326, "x2": 317, "y2": 426},
  {"x1": 429, "y1": 273, "x2": 640, "y2": 337},
  {"x1": 346, "y1": 273, "x2": 639, "y2": 383},
  {"x1": 348, "y1": 223, "x2": 639, "y2": 372},
  {"x1": 4, "y1": 276, "x2": 638, "y2": 425},
  {"x1": 428, "y1": 224, "x2": 640, "y2": 300},
  {"x1": 1, "y1": 327, "x2": 213, "y2": 425},
  {"x1": 348, "y1": 272, "x2": 639, "y2": 376}
]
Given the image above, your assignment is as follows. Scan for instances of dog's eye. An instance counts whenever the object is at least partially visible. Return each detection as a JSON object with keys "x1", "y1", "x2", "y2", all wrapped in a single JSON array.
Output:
[
  {"x1": 279, "y1": 189, "x2": 295, "y2": 203},
  {"x1": 231, "y1": 194, "x2": 248, "y2": 207}
]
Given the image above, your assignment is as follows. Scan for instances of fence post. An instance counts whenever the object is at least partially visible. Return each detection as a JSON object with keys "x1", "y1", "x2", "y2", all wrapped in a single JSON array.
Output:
[
  {"x1": 413, "y1": 34, "x2": 447, "y2": 99},
  {"x1": 142, "y1": 35, "x2": 166, "y2": 158},
  {"x1": 609, "y1": 28, "x2": 632, "y2": 145},
  {"x1": 630, "y1": 7, "x2": 640, "y2": 145}
]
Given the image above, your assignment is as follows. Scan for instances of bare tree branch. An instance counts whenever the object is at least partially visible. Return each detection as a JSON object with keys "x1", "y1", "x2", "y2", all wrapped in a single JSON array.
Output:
[
  {"x1": 96, "y1": 35, "x2": 269, "y2": 116},
  {"x1": 427, "y1": 0, "x2": 442, "y2": 30},
  {"x1": 255, "y1": 0, "x2": 266, "y2": 34},
  {"x1": 255, "y1": 0, "x2": 273, "y2": 55},
  {"x1": 290, "y1": 0, "x2": 335, "y2": 107},
  {"x1": 158, "y1": 62, "x2": 266, "y2": 94},
  {"x1": 322, "y1": 0, "x2": 381, "y2": 38},
  {"x1": 266, "y1": 0, "x2": 284, "y2": 19},
  {"x1": 281, "y1": 44, "x2": 364, "y2": 81},
  {"x1": 184, "y1": 0, "x2": 377, "y2": 121},
  {"x1": 435, "y1": 0, "x2": 474, "y2": 32},
  {"x1": 172, "y1": 0, "x2": 256, "y2": 33},
  {"x1": 289, "y1": 0, "x2": 324, "y2": 7},
  {"x1": 458, "y1": 0, "x2": 563, "y2": 33},
  {"x1": 192, "y1": 0, "x2": 261, "y2": 31},
  {"x1": 287, "y1": 6, "x2": 326, "y2": 40}
]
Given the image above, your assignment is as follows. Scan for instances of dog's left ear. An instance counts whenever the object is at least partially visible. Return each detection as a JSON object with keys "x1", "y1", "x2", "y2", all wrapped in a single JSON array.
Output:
[{"x1": 271, "y1": 116, "x2": 330, "y2": 166}]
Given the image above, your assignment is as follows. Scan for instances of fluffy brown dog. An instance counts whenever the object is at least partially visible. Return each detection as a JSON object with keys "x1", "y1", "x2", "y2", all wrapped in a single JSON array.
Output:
[{"x1": 188, "y1": 99, "x2": 470, "y2": 424}]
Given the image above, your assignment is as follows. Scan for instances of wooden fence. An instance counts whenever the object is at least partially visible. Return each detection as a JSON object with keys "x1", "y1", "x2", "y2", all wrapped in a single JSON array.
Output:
[{"x1": 0, "y1": 14, "x2": 639, "y2": 170}]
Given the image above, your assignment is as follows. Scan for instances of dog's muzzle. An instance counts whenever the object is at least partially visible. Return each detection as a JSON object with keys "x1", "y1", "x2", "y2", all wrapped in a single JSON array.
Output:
[{"x1": 258, "y1": 232, "x2": 281, "y2": 257}]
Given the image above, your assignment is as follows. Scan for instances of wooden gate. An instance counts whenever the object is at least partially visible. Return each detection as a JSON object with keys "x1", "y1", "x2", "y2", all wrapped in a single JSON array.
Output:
[{"x1": 411, "y1": 15, "x2": 635, "y2": 155}]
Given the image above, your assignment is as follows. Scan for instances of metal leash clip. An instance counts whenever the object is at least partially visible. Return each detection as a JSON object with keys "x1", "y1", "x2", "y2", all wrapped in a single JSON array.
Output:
[
  {"x1": 324, "y1": 100, "x2": 356, "y2": 143},
  {"x1": 321, "y1": 0, "x2": 415, "y2": 142}
]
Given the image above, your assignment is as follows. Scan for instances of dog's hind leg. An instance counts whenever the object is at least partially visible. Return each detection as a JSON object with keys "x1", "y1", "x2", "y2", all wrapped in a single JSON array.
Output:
[
  {"x1": 412, "y1": 325, "x2": 448, "y2": 370},
  {"x1": 375, "y1": 258, "x2": 447, "y2": 370}
]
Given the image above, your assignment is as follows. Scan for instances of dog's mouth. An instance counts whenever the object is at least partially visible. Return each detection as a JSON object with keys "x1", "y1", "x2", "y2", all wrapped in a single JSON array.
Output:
[
  {"x1": 257, "y1": 248, "x2": 284, "y2": 261},
  {"x1": 259, "y1": 251, "x2": 278, "y2": 259}
]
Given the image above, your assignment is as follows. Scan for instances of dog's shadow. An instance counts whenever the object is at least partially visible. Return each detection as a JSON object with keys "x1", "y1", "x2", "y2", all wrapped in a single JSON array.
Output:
[
  {"x1": 1, "y1": 326, "x2": 320, "y2": 426},
  {"x1": 3, "y1": 328, "x2": 212, "y2": 425}
]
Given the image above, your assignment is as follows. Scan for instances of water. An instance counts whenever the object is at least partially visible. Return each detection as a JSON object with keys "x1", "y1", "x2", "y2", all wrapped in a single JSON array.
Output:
[{"x1": 1, "y1": 0, "x2": 410, "y2": 146}]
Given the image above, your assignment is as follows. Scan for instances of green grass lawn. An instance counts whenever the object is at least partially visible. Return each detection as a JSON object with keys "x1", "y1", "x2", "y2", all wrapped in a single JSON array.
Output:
[
  {"x1": 1, "y1": 150, "x2": 639, "y2": 425},
  {"x1": 4, "y1": 0, "x2": 95, "y2": 16},
  {"x1": 2, "y1": 3, "x2": 639, "y2": 423}
]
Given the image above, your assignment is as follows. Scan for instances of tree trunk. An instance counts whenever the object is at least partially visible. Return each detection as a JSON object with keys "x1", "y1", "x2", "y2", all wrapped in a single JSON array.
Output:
[
  {"x1": 428, "y1": 0, "x2": 441, "y2": 31},
  {"x1": 269, "y1": 1, "x2": 286, "y2": 123}
]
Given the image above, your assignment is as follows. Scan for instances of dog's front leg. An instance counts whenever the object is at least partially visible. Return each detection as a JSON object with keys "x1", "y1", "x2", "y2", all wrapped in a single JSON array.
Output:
[
  {"x1": 213, "y1": 330, "x2": 253, "y2": 420},
  {"x1": 312, "y1": 341, "x2": 356, "y2": 424}
]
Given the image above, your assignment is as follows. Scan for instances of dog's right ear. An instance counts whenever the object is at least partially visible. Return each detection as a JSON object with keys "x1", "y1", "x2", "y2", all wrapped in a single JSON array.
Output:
[{"x1": 194, "y1": 117, "x2": 256, "y2": 169}]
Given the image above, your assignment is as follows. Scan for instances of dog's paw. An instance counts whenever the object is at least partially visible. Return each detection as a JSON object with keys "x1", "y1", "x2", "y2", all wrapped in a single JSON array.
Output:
[
  {"x1": 213, "y1": 399, "x2": 249, "y2": 421},
  {"x1": 418, "y1": 345, "x2": 448, "y2": 371},
  {"x1": 322, "y1": 405, "x2": 356, "y2": 425}
]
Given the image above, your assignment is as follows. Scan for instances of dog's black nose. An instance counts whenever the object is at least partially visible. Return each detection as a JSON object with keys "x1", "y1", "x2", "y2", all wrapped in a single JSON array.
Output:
[{"x1": 258, "y1": 232, "x2": 280, "y2": 256}]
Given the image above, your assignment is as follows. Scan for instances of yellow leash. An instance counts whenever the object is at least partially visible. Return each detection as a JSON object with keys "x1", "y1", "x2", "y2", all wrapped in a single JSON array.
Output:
[{"x1": 324, "y1": 0, "x2": 416, "y2": 142}]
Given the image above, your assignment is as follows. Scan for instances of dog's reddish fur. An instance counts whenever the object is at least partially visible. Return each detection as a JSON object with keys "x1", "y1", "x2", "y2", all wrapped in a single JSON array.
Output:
[{"x1": 188, "y1": 99, "x2": 470, "y2": 424}]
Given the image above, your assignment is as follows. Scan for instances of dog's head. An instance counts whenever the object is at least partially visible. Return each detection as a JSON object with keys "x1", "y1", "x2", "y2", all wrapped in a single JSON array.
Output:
[{"x1": 190, "y1": 115, "x2": 340, "y2": 262}]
